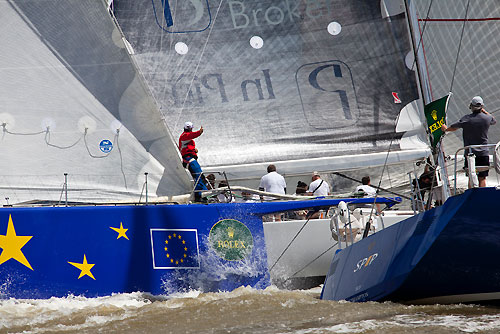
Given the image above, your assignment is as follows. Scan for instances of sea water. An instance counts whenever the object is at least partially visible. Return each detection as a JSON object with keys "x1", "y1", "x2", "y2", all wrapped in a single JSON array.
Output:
[{"x1": 1, "y1": 286, "x2": 500, "y2": 334}]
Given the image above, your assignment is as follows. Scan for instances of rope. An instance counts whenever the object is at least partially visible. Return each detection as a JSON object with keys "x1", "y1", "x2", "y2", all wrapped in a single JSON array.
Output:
[
  {"x1": 449, "y1": 0, "x2": 471, "y2": 93},
  {"x1": 269, "y1": 213, "x2": 314, "y2": 272},
  {"x1": 138, "y1": 180, "x2": 147, "y2": 203},
  {"x1": 115, "y1": 129, "x2": 128, "y2": 189},
  {"x1": 362, "y1": 111, "x2": 404, "y2": 238},
  {"x1": 82, "y1": 130, "x2": 117, "y2": 158},
  {"x1": 45, "y1": 131, "x2": 82, "y2": 149},
  {"x1": 284, "y1": 242, "x2": 338, "y2": 280},
  {"x1": 2, "y1": 128, "x2": 46, "y2": 136}
]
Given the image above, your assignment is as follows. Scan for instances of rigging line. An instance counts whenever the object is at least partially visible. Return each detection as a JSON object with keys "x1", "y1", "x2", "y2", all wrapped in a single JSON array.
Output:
[
  {"x1": 45, "y1": 131, "x2": 82, "y2": 149},
  {"x1": 363, "y1": 112, "x2": 404, "y2": 238},
  {"x1": 138, "y1": 180, "x2": 147, "y2": 203},
  {"x1": 449, "y1": 0, "x2": 471, "y2": 93},
  {"x1": 2, "y1": 128, "x2": 46, "y2": 136},
  {"x1": 58, "y1": 182, "x2": 65, "y2": 204},
  {"x1": 115, "y1": 129, "x2": 128, "y2": 189},
  {"x1": 410, "y1": 0, "x2": 434, "y2": 72},
  {"x1": 269, "y1": 213, "x2": 314, "y2": 273},
  {"x1": 82, "y1": 130, "x2": 117, "y2": 158},
  {"x1": 173, "y1": 0, "x2": 225, "y2": 130},
  {"x1": 284, "y1": 242, "x2": 338, "y2": 281},
  {"x1": 420, "y1": 17, "x2": 500, "y2": 22}
]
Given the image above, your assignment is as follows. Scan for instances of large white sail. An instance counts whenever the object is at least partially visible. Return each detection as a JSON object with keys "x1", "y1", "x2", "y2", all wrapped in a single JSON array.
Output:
[
  {"x1": 0, "y1": 0, "x2": 192, "y2": 204},
  {"x1": 113, "y1": 0, "x2": 430, "y2": 182}
]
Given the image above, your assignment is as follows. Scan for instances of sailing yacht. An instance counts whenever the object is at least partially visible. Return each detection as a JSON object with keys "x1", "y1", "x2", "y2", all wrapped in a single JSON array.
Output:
[
  {"x1": 1, "y1": 0, "x2": 484, "y2": 298},
  {"x1": 320, "y1": 0, "x2": 500, "y2": 304}
]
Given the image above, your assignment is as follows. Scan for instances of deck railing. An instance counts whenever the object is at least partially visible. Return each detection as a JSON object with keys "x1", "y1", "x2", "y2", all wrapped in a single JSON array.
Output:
[{"x1": 453, "y1": 143, "x2": 499, "y2": 195}]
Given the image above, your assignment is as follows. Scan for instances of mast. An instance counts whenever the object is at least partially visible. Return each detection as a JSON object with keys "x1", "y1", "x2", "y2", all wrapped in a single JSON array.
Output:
[
  {"x1": 403, "y1": 0, "x2": 428, "y2": 106},
  {"x1": 403, "y1": 0, "x2": 452, "y2": 202}
]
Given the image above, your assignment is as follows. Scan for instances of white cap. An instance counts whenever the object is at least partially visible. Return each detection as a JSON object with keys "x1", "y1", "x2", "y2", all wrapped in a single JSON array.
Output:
[
  {"x1": 312, "y1": 171, "x2": 320, "y2": 177},
  {"x1": 471, "y1": 96, "x2": 484, "y2": 106},
  {"x1": 184, "y1": 121, "x2": 193, "y2": 130}
]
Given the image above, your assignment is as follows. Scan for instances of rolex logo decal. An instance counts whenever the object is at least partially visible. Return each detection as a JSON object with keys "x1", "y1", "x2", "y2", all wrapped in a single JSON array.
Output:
[
  {"x1": 432, "y1": 109, "x2": 438, "y2": 121},
  {"x1": 209, "y1": 219, "x2": 253, "y2": 261}
]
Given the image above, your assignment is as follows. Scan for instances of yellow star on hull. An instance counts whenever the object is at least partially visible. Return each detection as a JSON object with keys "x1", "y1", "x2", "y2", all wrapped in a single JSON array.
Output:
[
  {"x1": 0, "y1": 215, "x2": 33, "y2": 270},
  {"x1": 110, "y1": 222, "x2": 129, "y2": 240},
  {"x1": 68, "y1": 254, "x2": 95, "y2": 280}
]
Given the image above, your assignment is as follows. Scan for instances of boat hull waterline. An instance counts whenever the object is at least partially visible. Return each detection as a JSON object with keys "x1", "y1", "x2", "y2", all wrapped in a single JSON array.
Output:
[{"x1": 0, "y1": 197, "x2": 397, "y2": 299}]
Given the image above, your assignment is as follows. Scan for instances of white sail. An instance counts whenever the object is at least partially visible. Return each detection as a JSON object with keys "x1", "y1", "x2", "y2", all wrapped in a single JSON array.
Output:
[{"x1": 0, "y1": 0, "x2": 192, "y2": 204}]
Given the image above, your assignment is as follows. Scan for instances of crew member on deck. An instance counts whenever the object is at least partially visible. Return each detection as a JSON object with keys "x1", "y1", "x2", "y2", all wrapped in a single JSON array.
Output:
[
  {"x1": 355, "y1": 176, "x2": 377, "y2": 197},
  {"x1": 355, "y1": 176, "x2": 382, "y2": 213},
  {"x1": 259, "y1": 164, "x2": 287, "y2": 200},
  {"x1": 308, "y1": 171, "x2": 330, "y2": 197},
  {"x1": 442, "y1": 96, "x2": 497, "y2": 188},
  {"x1": 259, "y1": 164, "x2": 286, "y2": 221},
  {"x1": 179, "y1": 121, "x2": 208, "y2": 202}
]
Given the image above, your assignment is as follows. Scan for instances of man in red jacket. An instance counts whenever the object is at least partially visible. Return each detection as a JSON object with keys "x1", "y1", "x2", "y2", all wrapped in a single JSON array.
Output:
[{"x1": 179, "y1": 121, "x2": 208, "y2": 202}]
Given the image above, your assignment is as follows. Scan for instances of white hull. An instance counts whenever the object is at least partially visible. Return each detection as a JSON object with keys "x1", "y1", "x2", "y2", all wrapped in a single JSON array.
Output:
[{"x1": 263, "y1": 212, "x2": 414, "y2": 287}]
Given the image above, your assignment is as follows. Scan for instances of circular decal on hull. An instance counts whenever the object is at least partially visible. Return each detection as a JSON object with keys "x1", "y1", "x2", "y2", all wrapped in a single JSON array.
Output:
[{"x1": 209, "y1": 219, "x2": 253, "y2": 261}]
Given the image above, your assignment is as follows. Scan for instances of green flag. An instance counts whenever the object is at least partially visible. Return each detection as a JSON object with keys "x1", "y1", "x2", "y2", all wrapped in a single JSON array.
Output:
[{"x1": 424, "y1": 94, "x2": 450, "y2": 148}]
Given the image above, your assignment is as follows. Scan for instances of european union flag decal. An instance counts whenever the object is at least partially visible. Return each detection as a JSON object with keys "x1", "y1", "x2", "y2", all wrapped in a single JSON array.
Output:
[{"x1": 150, "y1": 229, "x2": 200, "y2": 269}]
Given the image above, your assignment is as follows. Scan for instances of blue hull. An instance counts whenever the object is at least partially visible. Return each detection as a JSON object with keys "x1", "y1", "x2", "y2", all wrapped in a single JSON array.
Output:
[
  {"x1": 0, "y1": 198, "x2": 395, "y2": 299},
  {"x1": 321, "y1": 187, "x2": 500, "y2": 304}
]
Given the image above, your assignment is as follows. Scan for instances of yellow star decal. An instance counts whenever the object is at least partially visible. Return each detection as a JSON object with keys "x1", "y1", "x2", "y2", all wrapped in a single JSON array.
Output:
[
  {"x1": 0, "y1": 215, "x2": 33, "y2": 270},
  {"x1": 110, "y1": 222, "x2": 129, "y2": 240},
  {"x1": 68, "y1": 254, "x2": 95, "y2": 280}
]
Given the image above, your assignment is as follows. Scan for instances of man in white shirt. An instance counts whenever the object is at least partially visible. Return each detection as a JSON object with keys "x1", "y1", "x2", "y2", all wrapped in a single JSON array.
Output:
[
  {"x1": 355, "y1": 176, "x2": 377, "y2": 197},
  {"x1": 355, "y1": 176, "x2": 382, "y2": 214},
  {"x1": 259, "y1": 164, "x2": 287, "y2": 199},
  {"x1": 259, "y1": 164, "x2": 286, "y2": 221},
  {"x1": 308, "y1": 171, "x2": 330, "y2": 197}
]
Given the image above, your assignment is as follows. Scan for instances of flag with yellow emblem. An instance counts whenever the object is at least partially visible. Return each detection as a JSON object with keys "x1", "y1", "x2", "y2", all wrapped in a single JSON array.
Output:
[{"x1": 424, "y1": 94, "x2": 450, "y2": 148}]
